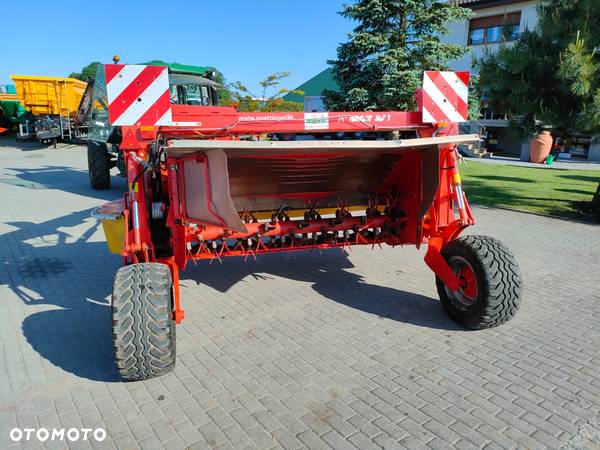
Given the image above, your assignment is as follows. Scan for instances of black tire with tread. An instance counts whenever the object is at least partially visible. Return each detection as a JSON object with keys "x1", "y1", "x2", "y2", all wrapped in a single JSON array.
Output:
[
  {"x1": 88, "y1": 140, "x2": 111, "y2": 189},
  {"x1": 436, "y1": 235, "x2": 522, "y2": 329},
  {"x1": 112, "y1": 263, "x2": 176, "y2": 381}
]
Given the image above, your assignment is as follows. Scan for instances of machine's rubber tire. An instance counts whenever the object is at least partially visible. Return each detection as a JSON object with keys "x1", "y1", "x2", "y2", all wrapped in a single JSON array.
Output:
[
  {"x1": 112, "y1": 263, "x2": 176, "y2": 381},
  {"x1": 87, "y1": 140, "x2": 111, "y2": 189},
  {"x1": 436, "y1": 235, "x2": 522, "y2": 330}
]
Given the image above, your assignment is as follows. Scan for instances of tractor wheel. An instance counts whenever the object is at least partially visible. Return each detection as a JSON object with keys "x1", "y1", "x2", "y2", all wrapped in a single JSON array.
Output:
[
  {"x1": 436, "y1": 235, "x2": 522, "y2": 330},
  {"x1": 87, "y1": 140, "x2": 111, "y2": 189},
  {"x1": 111, "y1": 263, "x2": 176, "y2": 381}
]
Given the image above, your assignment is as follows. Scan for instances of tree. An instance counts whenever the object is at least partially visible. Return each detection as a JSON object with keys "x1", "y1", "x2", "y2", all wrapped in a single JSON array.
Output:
[
  {"x1": 205, "y1": 66, "x2": 234, "y2": 106},
  {"x1": 143, "y1": 59, "x2": 171, "y2": 66},
  {"x1": 479, "y1": 0, "x2": 600, "y2": 214},
  {"x1": 227, "y1": 72, "x2": 303, "y2": 112},
  {"x1": 479, "y1": 0, "x2": 600, "y2": 137},
  {"x1": 69, "y1": 62, "x2": 101, "y2": 82},
  {"x1": 323, "y1": 0, "x2": 473, "y2": 112}
]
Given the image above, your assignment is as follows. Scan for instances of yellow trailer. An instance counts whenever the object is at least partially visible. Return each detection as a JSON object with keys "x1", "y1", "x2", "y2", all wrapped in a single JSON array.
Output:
[
  {"x1": 10, "y1": 75, "x2": 87, "y2": 117},
  {"x1": 0, "y1": 93, "x2": 19, "y2": 101},
  {"x1": 10, "y1": 75, "x2": 88, "y2": 143}
]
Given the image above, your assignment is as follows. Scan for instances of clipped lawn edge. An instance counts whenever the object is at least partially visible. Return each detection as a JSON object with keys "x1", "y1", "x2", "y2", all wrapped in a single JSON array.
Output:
[{"x1": 471, "y1": 202, "x2": 600, "y2": 225}]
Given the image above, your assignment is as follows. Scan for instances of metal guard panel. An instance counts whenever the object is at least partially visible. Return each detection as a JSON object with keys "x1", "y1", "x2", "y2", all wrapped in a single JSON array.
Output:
[{"x1": 165, "y1": 134, "x2": 480, "y2": 157}]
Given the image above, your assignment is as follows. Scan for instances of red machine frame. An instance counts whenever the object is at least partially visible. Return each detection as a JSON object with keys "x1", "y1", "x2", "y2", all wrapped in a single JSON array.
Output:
[{"x1": 114, "y1": 104, "x2": 474, "y2": 324}]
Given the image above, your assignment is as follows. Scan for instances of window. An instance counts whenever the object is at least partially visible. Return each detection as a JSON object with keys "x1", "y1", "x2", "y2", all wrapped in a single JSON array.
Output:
[
  {"x1": 469, "y1": 28, "x2": 485, "y2": 45},
  {"x1": 486, "y1": 26, "x2": 503, "y2": 43},
  {"x1": 169, "y1": 84, "x2": 217, "y2": 106},
  {"x1": 468, "y1": 12, "x2": 521, "y2": 45}
]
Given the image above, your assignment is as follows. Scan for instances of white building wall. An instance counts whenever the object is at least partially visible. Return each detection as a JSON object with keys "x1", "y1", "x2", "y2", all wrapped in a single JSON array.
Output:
[{"x1": 444, "y1": 1, "x2": 539, "y2": 73}]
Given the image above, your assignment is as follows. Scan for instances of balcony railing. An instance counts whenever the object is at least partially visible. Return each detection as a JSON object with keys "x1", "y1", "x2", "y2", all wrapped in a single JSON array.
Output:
[{"x1": 479, "y1": 109, "x2": 509, "y2": 121}]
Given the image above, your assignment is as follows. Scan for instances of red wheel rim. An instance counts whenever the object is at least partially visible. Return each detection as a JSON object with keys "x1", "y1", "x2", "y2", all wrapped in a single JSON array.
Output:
[
  {"x1": 445, "y1": 256, "x2": 478, "y2": 310},
  {"x1": 458, "y1": 264, "x2": 477, "y2": 299}
]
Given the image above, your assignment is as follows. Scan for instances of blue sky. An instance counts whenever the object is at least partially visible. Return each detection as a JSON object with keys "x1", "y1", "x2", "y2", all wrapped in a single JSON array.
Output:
[{"x1": 1, "y1": 0, "x2": 353, "y2": 94}]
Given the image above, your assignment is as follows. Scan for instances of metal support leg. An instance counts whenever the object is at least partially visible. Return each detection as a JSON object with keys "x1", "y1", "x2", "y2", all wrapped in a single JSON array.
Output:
[
  {"x1": 162, "y1": 257, "x2": 185, "y2": 324},
  {"x1": 424, "y1": 237, "x2": 460, "y2": 291}
]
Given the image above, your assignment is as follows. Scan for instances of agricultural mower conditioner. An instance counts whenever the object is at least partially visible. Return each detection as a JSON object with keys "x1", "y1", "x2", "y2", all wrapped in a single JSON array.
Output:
[{"x1": 90, "y1": 65, "x2": 522, "y2": 381}]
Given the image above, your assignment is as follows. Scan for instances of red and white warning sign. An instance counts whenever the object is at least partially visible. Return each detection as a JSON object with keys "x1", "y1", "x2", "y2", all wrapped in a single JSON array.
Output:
[
  {"x1": 421, "y1": 71, "x2": 469, "y2": 123},
  {"x1": 105, "y1": 64, "x2": 172, "y2": 127}
]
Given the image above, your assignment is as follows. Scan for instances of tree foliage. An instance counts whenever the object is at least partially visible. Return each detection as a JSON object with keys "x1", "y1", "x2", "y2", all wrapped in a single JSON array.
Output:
[
  {"x1": 201, "y1": 66, "x2": 232, "y2": 105},
  {"x1": 323, "y1": 0, "x2": 473, "y2": 112},
  {"x1": 69, "y1": 62, "x2": 101, "y2": 82},
  {"x1": 143, "y1": 59, "x2": 171, "y2": 66},
  {"x1": 227, "y1": 72, "x2": 303, "y2": 112},
  {"x1": 479, "y1": 0, "x2": 600, "y2": 137},
  {"x1": 478, "y1": 0, "x2": 600, "y2": 214}
]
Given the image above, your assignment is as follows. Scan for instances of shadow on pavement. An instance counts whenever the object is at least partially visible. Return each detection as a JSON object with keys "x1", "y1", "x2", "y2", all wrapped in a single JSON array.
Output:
[
  {"x1": 183, "y1": 250, "x2": 460, "y2": 331},
  {"x1": 2, "y1": 209, "x2": 121, "y2": 382},
  {"x1": 5, "y1": 212, "x2": 456, "y2": 383},
  {"x1": 0, "y1": 139, "x2": 47, "y2": 152},
  {"x1": 0, "y1": 137, "x2": 85, "y2": 151},
  {"x1": 2, "y1": 165, "x2": 126, "y2": 200}
]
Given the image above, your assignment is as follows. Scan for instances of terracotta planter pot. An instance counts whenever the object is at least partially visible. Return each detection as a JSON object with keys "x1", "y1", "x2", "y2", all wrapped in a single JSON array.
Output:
[{"x1": 530, "y1": 131, "x2": 553, "y2": 163}]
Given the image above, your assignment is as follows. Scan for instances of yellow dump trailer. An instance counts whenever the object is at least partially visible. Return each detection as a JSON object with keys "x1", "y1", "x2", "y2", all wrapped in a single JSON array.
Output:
[
  {"x1": 11, "y1": 75, "x2": 87, "y2": 117},
  {"x1": 10, "y1": 75, "x2": 89, "y2": 143},
  {"x1": 0, "y1": 93, "x2": 19, "y2": 101}
]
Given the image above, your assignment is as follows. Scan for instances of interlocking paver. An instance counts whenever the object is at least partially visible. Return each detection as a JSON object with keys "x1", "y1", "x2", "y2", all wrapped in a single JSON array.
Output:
[{"x1": 1, "y1": 138, "x2": 599, "y2": 449}]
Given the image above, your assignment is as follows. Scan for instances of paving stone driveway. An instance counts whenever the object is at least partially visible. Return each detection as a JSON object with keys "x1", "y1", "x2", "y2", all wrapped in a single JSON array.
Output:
[{"x1": 1, "y1": 138, "x2": 599, "y2": 450}]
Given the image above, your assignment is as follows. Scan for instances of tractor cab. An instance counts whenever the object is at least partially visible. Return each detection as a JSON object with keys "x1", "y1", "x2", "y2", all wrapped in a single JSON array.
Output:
[{"x1": 168, "y1": 73, "x2": 220, "y2": 106}]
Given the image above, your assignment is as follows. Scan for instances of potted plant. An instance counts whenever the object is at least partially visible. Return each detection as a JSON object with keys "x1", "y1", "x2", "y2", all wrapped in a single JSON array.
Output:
[{"x1": 530, "y1": 126, "x2": 553, "y2": 163}]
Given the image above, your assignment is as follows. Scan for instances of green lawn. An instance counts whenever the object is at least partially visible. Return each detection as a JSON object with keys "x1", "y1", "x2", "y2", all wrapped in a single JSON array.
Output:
[{"x1": 459, "y1": 161, "x2": 600, "y2": 219}]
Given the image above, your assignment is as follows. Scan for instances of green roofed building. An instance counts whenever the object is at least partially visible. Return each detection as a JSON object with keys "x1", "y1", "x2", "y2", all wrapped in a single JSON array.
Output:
[{"x1": 283, "y1": 68, "x2": 339, "y2": 112}]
